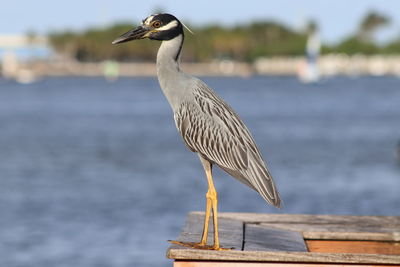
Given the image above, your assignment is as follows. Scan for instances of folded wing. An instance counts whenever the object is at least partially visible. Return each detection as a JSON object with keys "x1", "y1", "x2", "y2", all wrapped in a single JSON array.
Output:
[{"x1": 174, "y1": 79, "x2": 281, "y2": 207}]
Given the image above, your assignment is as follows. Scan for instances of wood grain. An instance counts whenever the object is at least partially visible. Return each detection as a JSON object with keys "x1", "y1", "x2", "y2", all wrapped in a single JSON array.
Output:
[
  {"x1": 174, "y1": 262, "x2": 396, "y2": 267},
  {"x1": 216, "y1": 212, "x2": 400, "y2": 241},
  {"x1": 166, "y1": 212, "x2": 400, "y2": 264},
  {"x1": 306, "y1": 240, "x2": 400, "y2": 255},
  {"x1": 168, "y1": 248, "x2": 400, "y2": 264},
  {"x1": 244, "y1": 224, "x2": 307, "y2": 252},
  {"x1": 172, "y1": 212, "x2": 243, "y2": 250}
]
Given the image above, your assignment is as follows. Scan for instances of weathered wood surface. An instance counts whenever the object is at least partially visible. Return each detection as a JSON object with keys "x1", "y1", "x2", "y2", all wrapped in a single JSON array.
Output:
[
  {"x1": 170, "y1": 213, "x2": 307, "y2": 252},
  {"x1": 174, "y1": 262, "x2": 396, "y2": 267},
  {"x1": 171, "y1": 212, "x2": 243, "y2": 250},
  {"x1": 169, "y1": 249, "x2": 400, "y2": 264},
  {"x1": 244, "y1": 224, "x2": 307, "y2": 252},
  {"x1": 167, "y1": 212, "x2": 400, "y2": 264},
  {"x1": 217, "y1": 212, "x2": 400, "y2": 241}
]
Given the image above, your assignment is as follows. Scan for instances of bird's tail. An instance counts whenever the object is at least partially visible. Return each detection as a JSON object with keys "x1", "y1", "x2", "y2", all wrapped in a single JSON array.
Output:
[{"x1": 245, "y1": 154, "x2": 281, "y2": 208}]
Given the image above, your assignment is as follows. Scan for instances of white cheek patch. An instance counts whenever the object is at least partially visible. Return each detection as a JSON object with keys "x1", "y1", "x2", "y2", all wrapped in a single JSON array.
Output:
[
  {"x1": 157, "y1": 20, "x2": 178, "y2": 31},
  {"x1": 144, "y1": 15, "x2": 155, "y2": 25}
]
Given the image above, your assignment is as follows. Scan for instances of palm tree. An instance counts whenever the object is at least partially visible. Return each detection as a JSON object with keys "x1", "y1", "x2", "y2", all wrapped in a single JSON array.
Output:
[{"x1": 358, "y1": 11, "x2": 390, "y2": 42}]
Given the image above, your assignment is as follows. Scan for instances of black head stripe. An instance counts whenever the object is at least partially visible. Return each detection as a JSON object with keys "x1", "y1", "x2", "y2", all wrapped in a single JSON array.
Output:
[
  {"x1": 152, "y1": 13, "x2": 177, "y2": 25},
  {"x1": 146, "y1": 13, "x2": 184, "y2": 41},
  {"x1": 143, "y1": 13, "x2": 177, "y2": 26}
]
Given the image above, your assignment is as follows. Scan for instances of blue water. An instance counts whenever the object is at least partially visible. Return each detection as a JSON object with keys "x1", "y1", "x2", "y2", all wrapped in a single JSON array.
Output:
[{"x1": 0, "y1": 76, "x2": 399, "y2": 266}]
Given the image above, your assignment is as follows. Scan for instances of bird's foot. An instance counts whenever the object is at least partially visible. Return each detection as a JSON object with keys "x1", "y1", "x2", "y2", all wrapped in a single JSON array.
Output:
[{"x1": 168, "y1": 240, "x2": 231, "y2": 251}]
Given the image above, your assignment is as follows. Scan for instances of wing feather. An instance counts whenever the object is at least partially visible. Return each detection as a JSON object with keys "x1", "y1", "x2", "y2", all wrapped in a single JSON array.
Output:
[{"x1": 174, "y1": 79, "x2": 280, "y2": 207}]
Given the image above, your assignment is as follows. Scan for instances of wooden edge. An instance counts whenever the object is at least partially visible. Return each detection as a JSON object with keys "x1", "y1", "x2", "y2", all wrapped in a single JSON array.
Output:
[
  {"x1": 174, "y1": 262, "x2": 397, "y2": 267},
  {"x1": 167, "y1": 248, "x2": 400, "y2": 265},
  {"x1": 302, "y1": 231, "x2": 399, "y2": 241},
  {"x1": 306, "y1": 240, "x2": 400, "y2": 255}
]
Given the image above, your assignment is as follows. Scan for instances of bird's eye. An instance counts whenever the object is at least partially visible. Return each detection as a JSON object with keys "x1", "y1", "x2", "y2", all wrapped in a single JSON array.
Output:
[{"x1": 152, "y1": 21, "x2": 161, "y2": 28}]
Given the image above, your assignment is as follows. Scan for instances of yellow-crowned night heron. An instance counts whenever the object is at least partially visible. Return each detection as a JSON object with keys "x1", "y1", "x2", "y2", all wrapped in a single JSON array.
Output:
[{"x1": 113, "y1": 13, "x2": 281, "y2": 250}]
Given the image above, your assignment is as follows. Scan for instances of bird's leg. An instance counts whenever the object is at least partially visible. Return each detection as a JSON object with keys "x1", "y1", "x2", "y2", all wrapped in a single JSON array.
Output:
[
  {"x1": 202, "y1": 160, "x2": 220, "y2": 250},
  {"x1": 199, "y1": 187, "x2": 212, "y2": 246},
  {"x1": 169, "y1": 157, "x2": 228, "y2": 250},
  {"x1": 199, "y1": 156, "x2": 229, "y2": 250}
]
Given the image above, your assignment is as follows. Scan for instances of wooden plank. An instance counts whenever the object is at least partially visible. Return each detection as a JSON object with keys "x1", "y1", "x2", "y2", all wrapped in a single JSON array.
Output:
[
  {"x1": 167, "y1": 212, "x2": 400, "y2": 264},
  {"x1": 244, "y1": 224, "x2": 307, "y2": 252},
  {"x1": 216, "y1": 212, "x2": 400, "y2": 228},
  {"x1": 214, "y1": 212, "x2": 400, "y2": 241},
  {"x1": 169, "y1": 212, "x2": 243, "y2": 250},
  {"x1": 167, "y1": 249, "x2": 400, "y2": 264},
  {"x1": 306, "y1": 240, "x2": 400, "y2": 255},
  {"x1": 259, "y1": 220, "x2": 400, "y2": 241},
  {"x1": 174, "y1": 262, "x2": 395, "y2": 267},
  {"x1": 259, "y1": 223, "x2": 398, "y2": 241},
  {"x1": 303, "y1": 230, "x2": 396, "y2": 241}
]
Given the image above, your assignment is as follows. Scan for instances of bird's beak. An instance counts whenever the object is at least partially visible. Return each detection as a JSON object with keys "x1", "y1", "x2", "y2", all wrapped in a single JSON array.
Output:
[{"x1": 112, "y1": 25, "x2": 151, "y2": 44}]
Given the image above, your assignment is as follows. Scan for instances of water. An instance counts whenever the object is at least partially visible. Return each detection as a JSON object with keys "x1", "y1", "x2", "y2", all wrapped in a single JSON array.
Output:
[{"x1": 0, "y1": 76, "x2": 399, "y2": 266}]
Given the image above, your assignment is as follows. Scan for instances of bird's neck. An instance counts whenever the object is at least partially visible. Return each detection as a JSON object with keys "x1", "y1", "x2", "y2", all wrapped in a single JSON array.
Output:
[
  {"x1": 156, "y1": 34, "x2": 186, "y2": 110},
  {"x1": 156, "y1": 34, "x2": 184, "y2": 75}
]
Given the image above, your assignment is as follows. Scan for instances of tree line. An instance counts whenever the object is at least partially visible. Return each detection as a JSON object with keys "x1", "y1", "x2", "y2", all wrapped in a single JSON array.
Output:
[{"x1": 48, "y1": 11, "x2": 399, "y2": 62}]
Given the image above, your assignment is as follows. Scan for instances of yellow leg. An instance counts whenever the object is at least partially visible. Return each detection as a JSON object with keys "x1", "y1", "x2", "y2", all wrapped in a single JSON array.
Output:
[
  {"x1": 199, "y1": 190, "x2": 211, "y2": 245},
  {"x1": 199, "y1": 156, "x2": 222, "y2": 250},
  {"x1": 169, "y1": 156, "x2": 228, "y2": 250}
]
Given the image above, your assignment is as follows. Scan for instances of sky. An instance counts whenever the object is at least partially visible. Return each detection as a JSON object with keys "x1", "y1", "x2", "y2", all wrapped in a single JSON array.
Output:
[{"x1": 0, "y1": 0, "x2": 399, "y2": 44}]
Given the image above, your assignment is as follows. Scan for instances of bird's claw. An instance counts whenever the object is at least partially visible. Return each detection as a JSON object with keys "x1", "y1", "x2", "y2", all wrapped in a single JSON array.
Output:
[{"x1": 168, "y1": 240, "x2": 232, "y2": 250}]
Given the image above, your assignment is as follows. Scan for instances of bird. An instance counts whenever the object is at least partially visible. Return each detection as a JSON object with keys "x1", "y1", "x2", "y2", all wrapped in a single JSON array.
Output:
[{"x1": 112, "y1": 13, "x2": 281, "y2": 250}]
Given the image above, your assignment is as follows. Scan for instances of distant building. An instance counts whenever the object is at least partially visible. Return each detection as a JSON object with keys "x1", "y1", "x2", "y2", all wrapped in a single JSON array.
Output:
[
  {"x1": 0, "y1": 34, "x2": 52, "y2": 81},
  {"x1": 0, "y1": 34, "x2": 52, "y2": 61}
]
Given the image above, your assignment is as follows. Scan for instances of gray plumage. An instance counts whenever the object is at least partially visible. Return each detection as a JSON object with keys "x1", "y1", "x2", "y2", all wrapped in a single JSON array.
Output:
[
  {"x1": 112, "y1": 13, "x2": 281, "y2": 209},
  {"x1": 156, "y1": 34, "x2": 281, "y2": 207}
]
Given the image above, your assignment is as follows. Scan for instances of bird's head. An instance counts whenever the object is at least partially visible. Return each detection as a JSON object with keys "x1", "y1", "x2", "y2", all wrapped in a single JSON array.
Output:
[{"x1": 112, "y1": 13, "x2": 183, "y2": 44}]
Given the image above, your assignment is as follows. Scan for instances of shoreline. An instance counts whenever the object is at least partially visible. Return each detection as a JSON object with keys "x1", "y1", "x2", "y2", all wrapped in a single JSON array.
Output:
[{"x1": 2, "y1": 54, "x2": 400, "y2": 78}]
